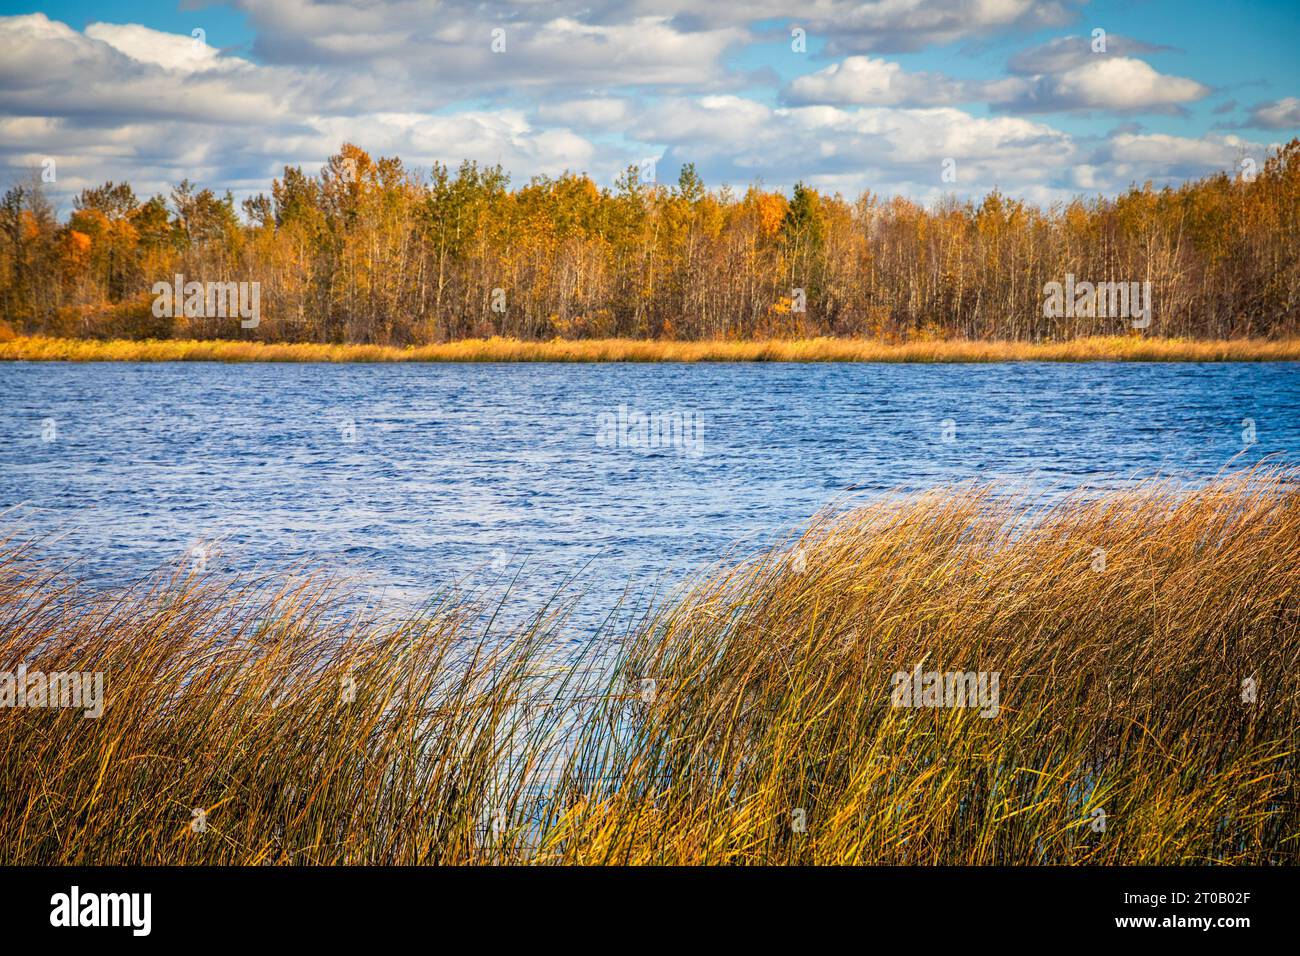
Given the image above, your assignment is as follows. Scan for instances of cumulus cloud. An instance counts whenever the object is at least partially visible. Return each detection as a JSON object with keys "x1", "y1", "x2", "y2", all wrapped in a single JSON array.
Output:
[
  {"x1": 233, "y1": 0, "x2": 748, "y2": 95},
  {"x1": 982, "y1": 35, "x2": 1210, "y2": 114},
  {"x1": 813, "y1": 0, "x2": 1081, "y2": 54},
  {"x1": 230, "y1": 0, "x2": 1083, "y2": 61},
  {"x1": 783, "y1": 33, "x2": 1211, "y2": 115},
  {"x1": 1005, "y1": 33, "x2": 1172, "y2": 74},
  {"x1": 991, "y1": 56, "x2": 1210, "y2": 113},
  {"x1": 784, "y1": 56, "x2": 971, "y2": 107},
  {"x1": 83, "y1": 22, "x2": 240, "y2": 73},
  {"x1": 0, "y1": 7, "x2": 1273, "y2": 212},
  {"x1": 683, "y1": 0, "x2": 1082, "y2": 54},
  {"x1": 0, "y1": 14, "x2": 615, "y2": 202},
  {"x1": 535, "y1": 97, "x2": 635, "y2": 128},
  {"x1": 1086, "y1": 131, "x2": 1276, "y2": 187},
  {"x1": 1244, "y1": 97, "x2": 1300, "y2": 130},
  {"x1": 0, "y1": 15, "x2": 315, "y2": 123},
  {"x1": 634, "y1": 95, "x2": 1078, "y2": 199}
]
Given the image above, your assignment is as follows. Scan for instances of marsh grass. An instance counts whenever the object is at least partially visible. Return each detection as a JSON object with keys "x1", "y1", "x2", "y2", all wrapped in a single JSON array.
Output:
[
  {"x1": 1, "y1": 469, "x2": 1297, "y2": 864},
  {"x1": 4, "y1": 334, "x2": 1300, "y2": 363}
]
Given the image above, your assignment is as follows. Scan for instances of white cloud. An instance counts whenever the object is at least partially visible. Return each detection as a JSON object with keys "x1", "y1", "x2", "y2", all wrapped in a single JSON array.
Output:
[
  {"x1": 1006, "y1": 33, "x2": 1171, "y2": 74},
  {"x1": 992, "y1": 57, "x2": 1209, "y2": 113},
  {"x1": 1088, "y1": 131, "x2": 1277, "y2": 188},
  {"x1": 0, "y1": 9, "x2": 1272, "y2": 213},
  {"x1": 234, "y1": 0, "x2": 748, "y2": 95},
  {"x1": 230, "y1": 0, "x2": 1083, "y2": 61},
  {"x1": 649, "y1": 0, "x2": 1082, "y2": 53},
  {"x1": 0, "y1": 15, "x2": 311, "y2": 123},
  {"x1": 634, "y1": 95, "x2": 1077, "y2": 196},
  {"x1": 0, "y1": 15, "x2": 615, "y2": 204},
  {"x1": 83, "y1": 22, "x2": 238, "y2": 73},
  {"x1": 784, "y1": 35, "x2": 1210, "y2": 116},
  {"x1": 536, "y1": 98, "x2": 635, "y2": 128},
  {"x1": 1245, "y1": 97, "x2": 1300, "y2": 130},
  {"x1": 785, "y1": 56, "x2": 970, "y2": 107}
]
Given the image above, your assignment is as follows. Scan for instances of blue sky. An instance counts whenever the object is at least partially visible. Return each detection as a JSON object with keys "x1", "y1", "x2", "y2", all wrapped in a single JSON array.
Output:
[{"x1": 1, "y1": 0, "x2": 1297, "y2": 210}]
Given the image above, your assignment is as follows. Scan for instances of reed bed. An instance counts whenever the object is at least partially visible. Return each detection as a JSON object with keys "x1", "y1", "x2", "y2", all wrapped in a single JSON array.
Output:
[
  {"x1": 3, "y1": 334, "x2": 1300, "y2": 364},
  {"x1": 0, "y1": 469, "x2": 1297, "y2": 864}
]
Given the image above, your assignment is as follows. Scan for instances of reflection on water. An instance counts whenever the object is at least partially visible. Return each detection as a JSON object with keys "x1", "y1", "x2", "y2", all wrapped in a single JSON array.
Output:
[{"x1": 2, "y1": 360, "x2": 1297, "y2": 632}]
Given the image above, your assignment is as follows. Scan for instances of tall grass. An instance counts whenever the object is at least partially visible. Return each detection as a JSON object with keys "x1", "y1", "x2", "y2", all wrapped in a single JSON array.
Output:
[
  {"x1": 4, "y1": 334, "x2": 1300, "y2": 364},
  {"x1": 1, "y1": 469, "x2": 1296, "y2": 864}
]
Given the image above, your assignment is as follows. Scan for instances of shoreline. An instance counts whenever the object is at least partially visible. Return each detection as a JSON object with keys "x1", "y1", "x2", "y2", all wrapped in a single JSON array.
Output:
[
  {"x1": 3, "y1": 334, "x2": 1300, "y2": 364},
  {"x1": 2, "y1": 469, "x2": 1296, "y2": 864}
]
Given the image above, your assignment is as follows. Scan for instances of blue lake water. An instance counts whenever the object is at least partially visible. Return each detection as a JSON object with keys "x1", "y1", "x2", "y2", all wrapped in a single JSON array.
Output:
[{"x1": 1, "y1": 361, "x2": 1297, "y2": 631}]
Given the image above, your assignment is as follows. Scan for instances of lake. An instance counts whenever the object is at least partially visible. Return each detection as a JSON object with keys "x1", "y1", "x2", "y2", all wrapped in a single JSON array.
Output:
[{"x1": 2, "y1": 361, "x2": 1297, "y2": 632}]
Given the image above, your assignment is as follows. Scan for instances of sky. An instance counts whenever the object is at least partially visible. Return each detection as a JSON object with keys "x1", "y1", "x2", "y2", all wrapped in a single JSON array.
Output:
[{"x1": 1, "y1": 0, "x2": 1297, "y2": 212}]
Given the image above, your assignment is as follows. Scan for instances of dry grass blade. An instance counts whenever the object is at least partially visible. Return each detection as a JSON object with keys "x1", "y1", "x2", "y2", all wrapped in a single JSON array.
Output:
[{"x1": 1, "y1": 467, "x2": 1296, "y2": 863}]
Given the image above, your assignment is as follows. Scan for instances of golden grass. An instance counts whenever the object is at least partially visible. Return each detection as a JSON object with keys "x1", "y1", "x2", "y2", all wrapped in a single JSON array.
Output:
[
  {"x1": 1, "y1": 468, "x2": 1297, "y2": 864},
  {"x1": 3, "y1": 334, "x2": 1300, "y2": 363}
]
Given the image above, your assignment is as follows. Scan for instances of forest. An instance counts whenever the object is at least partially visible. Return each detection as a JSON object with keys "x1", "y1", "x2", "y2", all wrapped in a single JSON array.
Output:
[{"x1": 2, "y1": 140, "x2": 1298, "y2": 344}]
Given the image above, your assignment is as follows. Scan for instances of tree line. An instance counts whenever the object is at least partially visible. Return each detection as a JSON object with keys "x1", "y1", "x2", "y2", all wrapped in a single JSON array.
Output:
[{"x1": 2, "y1": 140, "x2": 1297, "y2": 343}]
